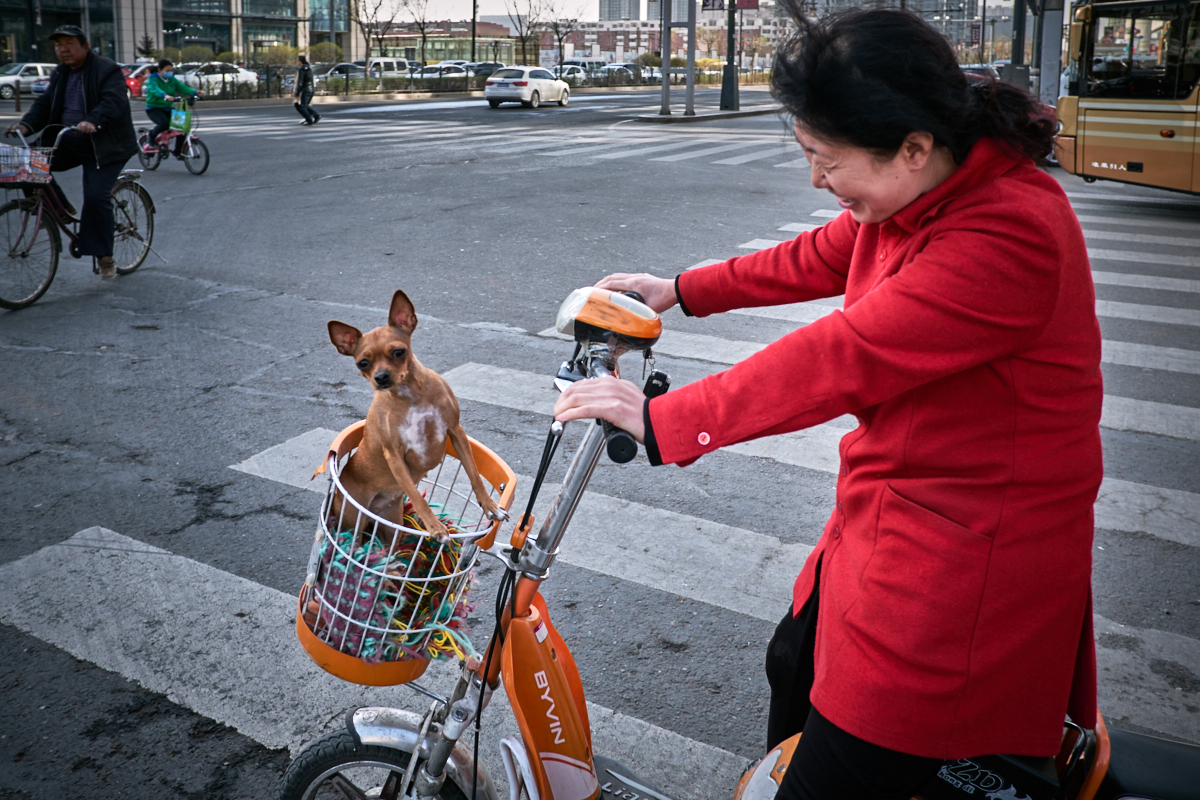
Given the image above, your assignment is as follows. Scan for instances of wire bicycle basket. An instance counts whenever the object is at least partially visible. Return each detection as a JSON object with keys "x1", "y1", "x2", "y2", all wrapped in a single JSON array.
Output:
[
  {"x1": 0, "y1": 142, "x2": 51, "y2": 185},
  {"x1": 296, "y1": 421, "x2": 516, "y2": 686}
]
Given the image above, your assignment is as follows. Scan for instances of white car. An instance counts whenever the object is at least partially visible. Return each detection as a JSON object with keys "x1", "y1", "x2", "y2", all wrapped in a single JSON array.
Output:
[
  {"x1": 0, "y1": 63, "x2": 57, "y2": 99},
  {"x1": 182, "y1": 62, "x2": 257, "y2": 92},
  {"x1": 553, "y1": 65, "x2": 587, "y2": 85},
  {"x1": 485, "y1": 67, "x2": 569, "y2": 108},
  {"x1": 418, "y1": 65, "x2": 473, "y2": 79}
]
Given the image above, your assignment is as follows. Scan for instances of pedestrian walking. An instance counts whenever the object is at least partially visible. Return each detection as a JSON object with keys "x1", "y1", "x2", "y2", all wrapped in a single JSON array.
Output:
[{"x1": 294, "y1": 56, "x2": 319, "y2": 125}]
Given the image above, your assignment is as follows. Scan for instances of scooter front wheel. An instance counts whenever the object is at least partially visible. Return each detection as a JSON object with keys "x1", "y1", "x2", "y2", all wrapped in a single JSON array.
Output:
[{"x1": 279, "y1": 729, "x2": 469, "y2": 800}]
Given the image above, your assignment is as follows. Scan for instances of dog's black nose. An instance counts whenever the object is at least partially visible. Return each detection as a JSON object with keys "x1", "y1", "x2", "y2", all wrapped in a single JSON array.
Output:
[{"x1": 374, "y1": 370, "x2": 391, "y2": 386}]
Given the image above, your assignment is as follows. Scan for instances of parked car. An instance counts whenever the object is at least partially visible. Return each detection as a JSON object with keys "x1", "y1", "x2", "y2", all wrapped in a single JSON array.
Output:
[
  {"x1": 485, "y1": 66, "x2": 569, "y2": 108},
  {"x1": 182, "y1": 62, "x2": 258, "y2": 92},
  {"x1": 0, "y1": 62, "x2": 57, "y2": 99},
  {"x1": 640, "y1": 66, "x2": 663, "y2": 85},
  {"x1": 31, "y1": 77, "x2": 49, "y2": 96},
  {"x1": 961, "y1": 63, "x2": 999, "y2": 81},
  {"x1": 433, "y1": 60, "x2": 470, "y2": 67},
  {"x1": 126, "y1": 63, "x2": 156, "y2": 97},
  {"x1": 418, "y1": 64, "x2": 473, "y2": 79},
  {"x1": 467, "y1": 62, "x2": 504, "y2": 78},
  {"x1": 317, "y1": 63, "x2": 366, "y2": 83},
  {"x1": 601, "y1": 64, "x2": 639, "y2": 84},
  {"x1": 553, "y1": 64, "x2": 587, "y2": 85},
  {"x1": 560, "y1": 58, "x2": 607, "y2": 73},
  {"x1": 367, "y1": 58, "x2": 411, "y2": 77}
]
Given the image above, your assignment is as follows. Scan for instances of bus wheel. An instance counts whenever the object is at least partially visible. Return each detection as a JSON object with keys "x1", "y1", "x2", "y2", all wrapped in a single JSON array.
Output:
[{"x1": 1082, "y1": 176, "x2": 1097, "y2": 183}]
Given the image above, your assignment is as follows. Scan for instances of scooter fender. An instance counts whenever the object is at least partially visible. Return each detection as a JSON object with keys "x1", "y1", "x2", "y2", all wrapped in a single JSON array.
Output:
[
  {"x1": 502, "y1": 604, "x2": 600, "y2": 800},
  {"x1": 734, "y1": 733, "x2": 801, "y2": 800},
  {"x1": 347, "y1": 706, "x2": 500, "y2": 800},
  {"x1": 531, "y1": 591, "x2": 592, "y2": 752}
]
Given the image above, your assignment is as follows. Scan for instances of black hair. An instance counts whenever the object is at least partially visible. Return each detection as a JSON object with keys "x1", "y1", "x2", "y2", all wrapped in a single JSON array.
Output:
[
  {"x1": 298, "y1": 55, "x2": 308, "y2": 65},
  {"x1": 157, "y1": 58, "x2": 174, "y2": 71},
  {"x1": 770, "y1": 4, "x2": 1055, "y2": 164}
]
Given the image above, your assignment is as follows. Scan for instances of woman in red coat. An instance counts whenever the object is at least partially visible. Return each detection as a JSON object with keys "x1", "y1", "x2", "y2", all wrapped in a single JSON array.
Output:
[{"x1": 554, "y1": 6, "x2": 1103, "y2": 800}]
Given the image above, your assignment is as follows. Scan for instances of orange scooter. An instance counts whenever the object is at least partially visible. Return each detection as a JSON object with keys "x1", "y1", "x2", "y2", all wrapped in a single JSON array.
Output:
[{"x1": 281, "y1": 287, "x2": 1200, "y2": 800}]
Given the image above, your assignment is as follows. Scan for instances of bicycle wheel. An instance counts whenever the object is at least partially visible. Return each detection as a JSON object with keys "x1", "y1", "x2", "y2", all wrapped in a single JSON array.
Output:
[
  {"x1": 183, "y1": 138, "x2": 209, "y2": 175},
  {"x1": 279, "y1": 729, "x2": 468, "y2": 800},
  {"x1": 0, "y1": 199, "x2": 60, "y2": 310},
  {"x1": 136, "y1": 132, "x2": 163, "y2": 170},
  {"x1": 110, "y1": 182, "x2": 154, "y2": 275}
]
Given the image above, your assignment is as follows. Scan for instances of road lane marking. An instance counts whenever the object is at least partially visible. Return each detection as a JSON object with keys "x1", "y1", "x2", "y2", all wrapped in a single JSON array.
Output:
[
  {"x1": 1077, "y1": 214, "x2": 1200, "y2": 233},
  {"x1": 711, "y1": 145, "x2": 800, "y2": 165},
  {"x1": 441, "y1": 363, "x2": 1200, "y2": 547},
  {"x1": 737, "y1": 238, "x2": 784, "y2": 250},
  {"x1": 540, "y1": 139, "x2": 672, "y2": 157},
  {"x1": 810, "y1": 209, "x2": 840, "y2": 218},
  {"x1": 777, "y1": 223, "x2": 822, "y2": 233},
  {"x1": 1090, "y1": 249, "x2": 1200, "y2": 268},
  {"x1": 1093, "y1": 271, "x2": 1200, "y2": 294},
  {"x1": 650, "y1": 142, "x2": 764, "y2": 161},
  {"x1": 1097, "y1": 299, "x2": 1200, "y2": 328},
  {"x1": 0, "y1": 529, "x2": 750, "y2": 800},
  {"x1": 1101, "y1": 395, "x2": 1200, "y2": 440},
  {"x1": 592, "y1": 139, "x2": 719, "y2": 159},
  {"x1": 1102, "y1": 340, "x2": 1200, "y2": 375},
  {"x1": 775, "y1": 159, "x2": 810, "y2": 169},
  {"x1": 1085, "y1": 229, "x2": 1200, "y2": 248}
]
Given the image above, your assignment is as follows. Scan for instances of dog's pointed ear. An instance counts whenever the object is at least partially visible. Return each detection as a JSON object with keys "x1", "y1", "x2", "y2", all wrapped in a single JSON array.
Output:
[
  {"x1": 328, "y1": 321, "x2": 362, "y2": 356},
  {"x1": 388, "y1": 290, "x2": 418, "y2": 334}
]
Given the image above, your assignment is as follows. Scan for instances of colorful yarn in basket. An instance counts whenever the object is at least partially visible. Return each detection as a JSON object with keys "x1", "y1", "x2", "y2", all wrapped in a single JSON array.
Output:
[{"x1": 313, "y1": 500, "x2": 477, "y2": 664}]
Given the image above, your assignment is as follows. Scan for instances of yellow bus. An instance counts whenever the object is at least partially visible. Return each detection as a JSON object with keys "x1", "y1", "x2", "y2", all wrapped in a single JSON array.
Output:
[{"x1": 1054, "y1": 0, "x2": 1200, "y2": 193}]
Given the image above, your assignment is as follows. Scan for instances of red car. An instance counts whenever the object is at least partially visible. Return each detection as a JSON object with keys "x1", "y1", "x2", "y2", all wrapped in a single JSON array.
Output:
[{"x1": 125, "y1": 63, "x2": 156, "y2": 98}]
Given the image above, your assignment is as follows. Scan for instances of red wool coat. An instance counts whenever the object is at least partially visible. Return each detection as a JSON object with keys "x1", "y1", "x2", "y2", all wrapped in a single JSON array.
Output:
[{"x1": 648, "y1": 137, "x2": 1103, "y2": 759}]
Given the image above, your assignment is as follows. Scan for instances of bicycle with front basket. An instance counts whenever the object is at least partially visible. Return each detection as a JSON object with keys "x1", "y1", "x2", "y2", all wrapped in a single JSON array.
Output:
[{"x1": 0, "y1": 125, "x2": 155, "y2": 310}]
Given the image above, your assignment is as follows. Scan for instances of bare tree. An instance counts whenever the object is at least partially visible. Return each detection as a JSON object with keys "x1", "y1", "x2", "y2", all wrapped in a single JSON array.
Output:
[
  {"x1": 399, "y1": 0, "x2": 436, "y2": 65},
  {"x1": 542, "y1": 17, "x2": 582, "y2": 68},
  {"x1": 352, "y1": 0, "x2": 401, "y2": 89},
  {"x1": 504, "y1": 0, "x2": 547, "y2": 66}
]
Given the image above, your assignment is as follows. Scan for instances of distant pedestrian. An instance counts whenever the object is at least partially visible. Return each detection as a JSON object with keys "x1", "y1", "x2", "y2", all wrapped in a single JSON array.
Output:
[{"x1": 294, "y1": 56, "x2": 320, "y2": 125}]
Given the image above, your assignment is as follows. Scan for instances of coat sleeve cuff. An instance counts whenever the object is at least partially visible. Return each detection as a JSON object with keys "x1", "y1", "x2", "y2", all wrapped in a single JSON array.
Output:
[
  {"x1": 643, "y1": 398, "x2": 663, "y2": 466},
  {"x1": 675, "y1": 274, "x2": 694, "y2": 317}
]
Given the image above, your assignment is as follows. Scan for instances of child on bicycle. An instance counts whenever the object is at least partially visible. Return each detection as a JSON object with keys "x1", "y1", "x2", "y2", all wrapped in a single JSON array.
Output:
[{"x1": 144, "y1": 59, "x2": 202, "y2": 159}]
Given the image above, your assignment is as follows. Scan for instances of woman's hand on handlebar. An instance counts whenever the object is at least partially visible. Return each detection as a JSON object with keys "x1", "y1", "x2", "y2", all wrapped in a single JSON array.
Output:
[
  {"x1": 553, "y1": 376, "x2": 646, "y2": 442},
  {"x1": 594, "y1": 273, "x2": 677, "y2": 314}
]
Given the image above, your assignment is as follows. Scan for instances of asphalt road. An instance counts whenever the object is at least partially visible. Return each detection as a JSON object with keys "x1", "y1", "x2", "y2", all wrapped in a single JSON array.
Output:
[{"x1": 1, "y1": 87, "x2": 1198, "y2": 799}]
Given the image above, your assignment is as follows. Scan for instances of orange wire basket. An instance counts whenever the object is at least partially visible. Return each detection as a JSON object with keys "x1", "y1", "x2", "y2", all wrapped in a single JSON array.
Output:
[{"x1": 296, "y1": 422, "x2": 515, "y2": 686}]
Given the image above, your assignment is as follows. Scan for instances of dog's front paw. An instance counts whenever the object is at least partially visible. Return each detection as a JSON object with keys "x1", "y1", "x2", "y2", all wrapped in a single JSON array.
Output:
[
  {"x1": 480, "y1": 496, "x2": 508, "y2": 522},
  {"x1": 424, "y1": 517, "x2": 451, "y2": 543}
]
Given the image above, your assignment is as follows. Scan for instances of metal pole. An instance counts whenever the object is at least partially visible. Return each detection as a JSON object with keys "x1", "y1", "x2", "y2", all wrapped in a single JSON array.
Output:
[
  {"x1": 1039, "y1": 0, "x2": 1064, "y2": 105},
  {"x1": 684, "y1": 0, "x2": 695, "y2": 115},
  {"x1": 659, "y1": 0, "x2": 671, "y2": 114},
  {"x1": 719, "y1": 0, "x2": 737, "y2": 110},
  {"x1": 979, "y1": 1, "x2": 986, "y2": 64},
  {"x1": 1012, "y1": 0, "x2": 1026, "y2": 65},
  {"x1": 471, "y1": 0, "x2": 477, "y2": 61}
]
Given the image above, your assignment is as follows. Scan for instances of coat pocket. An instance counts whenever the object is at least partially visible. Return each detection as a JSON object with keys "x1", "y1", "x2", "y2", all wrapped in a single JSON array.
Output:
[{"x1": 843, "y1": 485, "x2": 994, "y2": 683}]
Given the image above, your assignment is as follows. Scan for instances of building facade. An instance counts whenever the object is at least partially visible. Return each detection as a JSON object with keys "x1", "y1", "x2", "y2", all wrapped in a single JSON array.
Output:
[
  {"x1": 0, "y1": 0, "x2": 356, "y2": 64},
  {"x1": 599, "y1": 0, "x2": 641, "y2": 21}
]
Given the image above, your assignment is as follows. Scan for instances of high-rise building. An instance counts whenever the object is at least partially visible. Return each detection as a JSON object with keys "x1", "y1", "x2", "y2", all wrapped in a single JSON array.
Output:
[
  {"x1": 647, "y1": 0, "x2": 690, "y2": 24},
  {"x1": 599, "y1": 0, "x2": 641, "y2": 21}
]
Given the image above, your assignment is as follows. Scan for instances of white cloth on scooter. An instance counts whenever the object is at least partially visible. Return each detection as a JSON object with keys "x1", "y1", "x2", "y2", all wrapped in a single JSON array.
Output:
[{"x1": 499, "y1": 736, "x2": 541, "y2": 800}]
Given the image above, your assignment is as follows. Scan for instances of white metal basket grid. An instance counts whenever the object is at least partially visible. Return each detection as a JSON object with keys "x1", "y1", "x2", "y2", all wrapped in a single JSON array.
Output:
[
  {"x1": 0, "y1": 143, "x2": 52, "y2": 185},
  {"x1": 302, "y1": 448, "x2": 501, "y2": 665}
]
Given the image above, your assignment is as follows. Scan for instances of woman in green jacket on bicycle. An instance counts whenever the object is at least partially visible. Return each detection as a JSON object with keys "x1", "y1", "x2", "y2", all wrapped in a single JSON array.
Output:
[{"x1": 144, "y1": 59, "x2": 202, "y2": 159}]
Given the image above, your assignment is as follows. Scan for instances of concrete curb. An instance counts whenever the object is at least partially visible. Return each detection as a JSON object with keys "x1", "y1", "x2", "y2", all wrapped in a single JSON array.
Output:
[{"x1": 632, "y1": 105, "x2": 784, "y2": 123}]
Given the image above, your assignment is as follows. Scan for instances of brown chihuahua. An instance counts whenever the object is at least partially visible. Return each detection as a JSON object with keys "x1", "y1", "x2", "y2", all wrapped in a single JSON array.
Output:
[{"x1": 328, "y1": 289, "x2": 504, "y2": 541}]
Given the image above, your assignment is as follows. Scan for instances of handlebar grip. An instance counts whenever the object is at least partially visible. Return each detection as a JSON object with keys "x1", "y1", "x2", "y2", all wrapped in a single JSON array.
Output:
[{"x1": 601, "y1": 420, "x2": 638, "y2": 463}]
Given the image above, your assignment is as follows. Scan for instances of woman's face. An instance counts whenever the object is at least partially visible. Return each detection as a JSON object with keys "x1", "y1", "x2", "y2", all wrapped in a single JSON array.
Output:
[{"x1": 793, "y1": 123, "x2": 941, "y2": 225}]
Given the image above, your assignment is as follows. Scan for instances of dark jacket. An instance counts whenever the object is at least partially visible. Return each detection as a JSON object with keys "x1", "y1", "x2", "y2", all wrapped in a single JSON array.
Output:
[
  {"x1": 295, "y1": 64, "x2": 314, "y2": 94},
  {"x1": 20, "y1": 51, "x2": 138, "y2": 167}
]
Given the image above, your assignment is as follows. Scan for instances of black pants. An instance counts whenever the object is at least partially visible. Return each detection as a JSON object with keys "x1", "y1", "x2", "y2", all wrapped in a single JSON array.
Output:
[
  {"x1": 145, "y1": 107, "x2": 182, "y2": 156},
  {"x1": 47, "y1": 137, "x2": 128, "y2": 259},
  {"x1": 765, "y1": 564, "x2": 944, "y2": 800},
  {"x1": 295, "y1": 90, "x2": 317, "y2": 123}
]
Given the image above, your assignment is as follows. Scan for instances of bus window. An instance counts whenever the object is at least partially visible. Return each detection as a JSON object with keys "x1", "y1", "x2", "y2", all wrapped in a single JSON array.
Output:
[{"x1": 1085, "y1": 3, "x2": 1193, "y2": 98}]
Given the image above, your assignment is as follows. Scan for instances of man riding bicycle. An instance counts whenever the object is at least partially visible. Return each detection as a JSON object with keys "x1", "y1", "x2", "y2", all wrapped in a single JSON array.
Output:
[
  {"x1": 144, "y1": 58, "x2": 202, "y2": 159},
  {"x1": 5, "y1": 24, "x2": 137, "y2": 281}
]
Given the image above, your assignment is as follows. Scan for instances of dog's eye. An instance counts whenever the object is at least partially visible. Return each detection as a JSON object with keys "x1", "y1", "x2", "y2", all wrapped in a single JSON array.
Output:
[
  {"x1": 356, "y1": 359, "x2": 370, "y2": 371},
  {"x1": 392, "y1": 348, "x2": 407, "y2": 360}
]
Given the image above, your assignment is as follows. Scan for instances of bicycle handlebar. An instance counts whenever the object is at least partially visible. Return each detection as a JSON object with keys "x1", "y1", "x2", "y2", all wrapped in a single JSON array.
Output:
[{"x1": 4, "y1": 124, "x2": 84, "y2": 151}]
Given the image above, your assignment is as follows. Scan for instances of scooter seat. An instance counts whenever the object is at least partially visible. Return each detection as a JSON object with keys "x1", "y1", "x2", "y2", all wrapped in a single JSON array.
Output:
[{"x1": 1098, "y1": 729, "x2": 1200, "y2": 800}]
